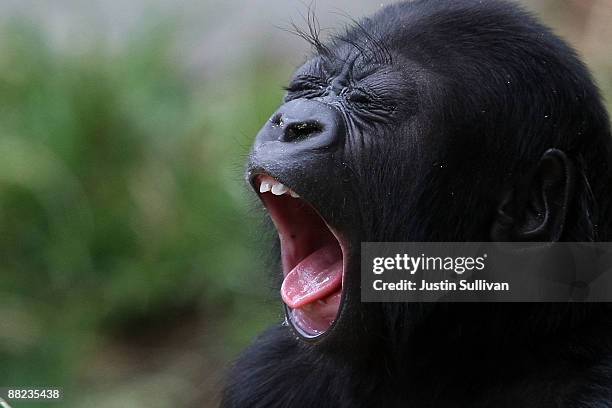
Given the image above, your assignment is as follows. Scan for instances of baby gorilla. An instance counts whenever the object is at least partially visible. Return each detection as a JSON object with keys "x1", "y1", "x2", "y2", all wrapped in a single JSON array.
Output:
[{"x1": 222, "y1": 0, "x2": 612, "y2": 407}]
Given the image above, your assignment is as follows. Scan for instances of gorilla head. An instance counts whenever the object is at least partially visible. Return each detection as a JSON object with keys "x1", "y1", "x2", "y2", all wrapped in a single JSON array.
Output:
[{"x1": 226, "y1": 1, "x2": 612, "y2": 406}]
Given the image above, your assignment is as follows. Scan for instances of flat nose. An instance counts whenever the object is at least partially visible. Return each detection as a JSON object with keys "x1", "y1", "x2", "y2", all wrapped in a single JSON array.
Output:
[
  {"x1": 271, "y1": 112, "x2": 323, "y2": 142},
  {"x1": 255, "y1": 99, "x2": 344, "y2": 149}
]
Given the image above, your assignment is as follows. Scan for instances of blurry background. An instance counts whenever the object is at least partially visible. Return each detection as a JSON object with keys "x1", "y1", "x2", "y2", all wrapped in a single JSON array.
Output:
[{"x1": 0, "y1": 0, "x2": 610, "y2": 406}]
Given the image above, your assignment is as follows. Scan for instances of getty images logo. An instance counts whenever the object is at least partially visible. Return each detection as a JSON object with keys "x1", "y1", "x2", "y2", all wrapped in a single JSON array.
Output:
[{"x1": 372, "y1": 253, "x2": 488, "y2": 275}]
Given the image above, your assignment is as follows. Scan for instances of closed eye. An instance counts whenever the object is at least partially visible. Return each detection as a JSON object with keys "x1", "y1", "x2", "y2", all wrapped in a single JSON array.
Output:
[
  {"x1": 284, "y1": 75, "x2": 327, "y2": 101},
  {"x1": 345, "y1": 86, "x2": 397, "y2": 122},
  {"x1": 346, "y1": 88, "x2": 372, "y2": 105}
]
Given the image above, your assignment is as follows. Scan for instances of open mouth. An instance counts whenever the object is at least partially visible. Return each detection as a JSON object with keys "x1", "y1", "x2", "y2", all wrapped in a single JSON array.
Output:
[{"x1": 253, "y1": 174, "x2": 345, "y2": 338}]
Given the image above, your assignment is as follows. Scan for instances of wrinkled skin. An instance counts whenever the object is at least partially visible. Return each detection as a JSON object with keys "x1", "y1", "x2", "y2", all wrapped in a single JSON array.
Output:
[{"x1": 222, "y1": 0, "x2": 612, "y2": 407}]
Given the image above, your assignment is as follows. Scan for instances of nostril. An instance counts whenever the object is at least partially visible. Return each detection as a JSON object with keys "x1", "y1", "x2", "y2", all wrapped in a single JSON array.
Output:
[
  {"x1": 270, "y1": 113, "x2": 283, "y2": 126},
  {"x1": 282, "y1": 121, "x2": 324, "y2": 142}
]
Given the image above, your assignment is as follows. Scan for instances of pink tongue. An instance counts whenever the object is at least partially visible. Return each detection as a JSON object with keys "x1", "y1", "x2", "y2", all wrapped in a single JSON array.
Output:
[{"x1": 281, "y1": 244, "x2": 342, "y2": 309}]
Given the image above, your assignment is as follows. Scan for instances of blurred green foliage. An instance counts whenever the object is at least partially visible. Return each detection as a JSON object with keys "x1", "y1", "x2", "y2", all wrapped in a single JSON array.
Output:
[
  {"x1": 0, "y1": 6, "x2": 611, "y2": 407},
  {"x1": 0, "y1": 20, "x2": 291, "y2": 407}
]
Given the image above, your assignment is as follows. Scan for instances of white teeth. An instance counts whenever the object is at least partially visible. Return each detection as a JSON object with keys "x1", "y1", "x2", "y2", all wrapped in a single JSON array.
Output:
[
  {"x1": 271, "y1": 183, "x2": 288, "y2": 195},
  {"x1": 259, "y1": 181, "x2": 272, "y2": 193},
  {"x1": 259, "y1": 176, "x2": 300, "y2": 198}
]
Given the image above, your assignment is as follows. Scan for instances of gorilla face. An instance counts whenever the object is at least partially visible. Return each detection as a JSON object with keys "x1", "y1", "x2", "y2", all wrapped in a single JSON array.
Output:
[{"x1": 246, "y1": 47, "x2": 420, "y2": 339}]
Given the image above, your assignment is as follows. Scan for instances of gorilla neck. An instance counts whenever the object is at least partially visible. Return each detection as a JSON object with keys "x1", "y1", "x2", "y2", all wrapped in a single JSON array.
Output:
[{"x1": 375, "y1": 303, "x2": 612, "y2": 372}]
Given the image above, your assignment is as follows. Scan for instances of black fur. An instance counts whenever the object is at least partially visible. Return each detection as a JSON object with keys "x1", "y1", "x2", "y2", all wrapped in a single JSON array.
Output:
[{"x1": 222, "y1": 1, "x2": 612, "y2": 406}]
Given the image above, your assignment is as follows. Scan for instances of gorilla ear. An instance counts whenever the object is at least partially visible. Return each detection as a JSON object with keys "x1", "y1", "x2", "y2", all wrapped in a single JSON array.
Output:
[{"x1": 491, "y1": 148, "x2": 575, "y2": 242}]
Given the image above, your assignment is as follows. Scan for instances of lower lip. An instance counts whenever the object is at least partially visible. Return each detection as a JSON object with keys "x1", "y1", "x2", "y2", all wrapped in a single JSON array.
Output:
[{"x1": 285, "y1": 279, "x2": 343, "y2": 338}]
